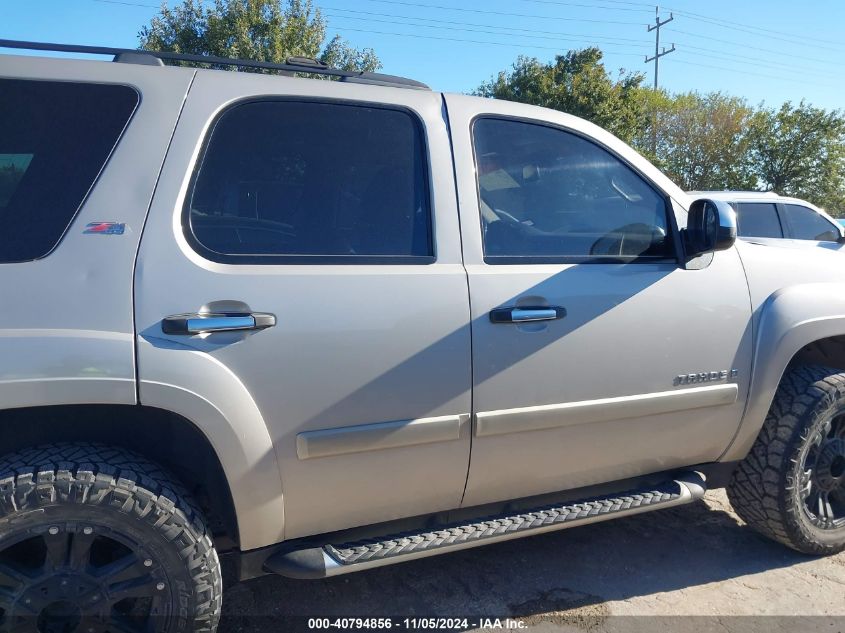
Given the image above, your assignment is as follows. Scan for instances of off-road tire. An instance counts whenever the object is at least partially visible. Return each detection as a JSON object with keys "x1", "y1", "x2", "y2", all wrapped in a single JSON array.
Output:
[
  {"x1": 0, "y1": 442, "x2": 223, "y2": 631},
  {"x1": 728, "y1": 365, "x2": 845, "y2": 555}
]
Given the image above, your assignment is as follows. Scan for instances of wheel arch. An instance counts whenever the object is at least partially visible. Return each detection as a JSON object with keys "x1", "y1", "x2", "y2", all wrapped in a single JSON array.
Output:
[
  {"x1": 722, "y1": 282, "x2": 845, "y2": 462},
  {"x1": 0, "y1": 400, "x2": 283, "y2": 552}
]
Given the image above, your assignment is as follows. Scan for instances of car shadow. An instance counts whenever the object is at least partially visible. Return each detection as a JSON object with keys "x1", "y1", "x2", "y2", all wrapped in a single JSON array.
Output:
[{"x1": 218, "y1": 495, "x2": 820, "y2": 632}]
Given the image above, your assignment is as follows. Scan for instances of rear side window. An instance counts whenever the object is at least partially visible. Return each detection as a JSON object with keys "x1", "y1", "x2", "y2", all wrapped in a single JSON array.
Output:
[
  {"x1": 782, "y1": 204, "x2": 839, "y2": 241},
  {"x1": 186, "y1": 100, "x2": 432, "y2": 264},
  {"x1": 0, "y1": 79, "x2": 138, "y2": 263},
  {"x1": 734, "y1": 202, "x2": 784, "y2": 239}
]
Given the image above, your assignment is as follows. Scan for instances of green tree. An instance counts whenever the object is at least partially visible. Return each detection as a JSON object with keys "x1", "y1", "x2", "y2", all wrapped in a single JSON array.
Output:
[
  {"x1": 475, "y1": 48, "x2": 649, "y2": 144},
  {"x1": 634, "y1": 91, "x2": 756, "y2": 191},
  {"x1": 747, "y1": 100, "x2": 845, "y2": 211},
  {"x1": 139, "y1": 0, "x2": 380, "y2": 72}
]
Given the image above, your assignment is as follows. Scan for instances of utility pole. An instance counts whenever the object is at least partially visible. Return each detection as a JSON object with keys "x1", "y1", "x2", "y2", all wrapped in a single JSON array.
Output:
[
  {"x1": 645, "y1": 6, "x2": 675, "y2": 91},
  {"x1": 645, "y1": 6, "x2": 675, "y2": 154}
]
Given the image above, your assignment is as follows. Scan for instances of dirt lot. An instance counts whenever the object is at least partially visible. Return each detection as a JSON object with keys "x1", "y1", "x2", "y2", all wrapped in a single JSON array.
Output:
[{"x1": 219, "y1": 490, "x2": 845, "y2": 632}]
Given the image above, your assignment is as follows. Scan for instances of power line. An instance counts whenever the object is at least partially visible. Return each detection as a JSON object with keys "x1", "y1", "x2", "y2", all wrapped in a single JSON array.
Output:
[
  {"x1": 665, "y1": 9, "x2": 845, "y2": 53},
  {"x1": 578, "y1": 0, "x2": 653, "y2": 5},
  {"x1": 323, "y1": 13, "x2": 647, "y2": 49},
  {"x1": 521, "y1": 0, "x2": 653, "y2": 7},
  {"x1": 323, "y1": 6, "x2": 649, "y2": 43},
  {"x1": 335, "y1": 18, "x2": 839, "y2": 84},
  {"x1": 92, "y1": 0, "x2": 158, "y2": 7},
  {"x1": 664, "y1": 5, "x2": 845, "y2": 50},
  {"x1": 91, "y1": 0, "x2": 845, "y2": 58},
  {"x1": 91, "y1": 0, "x2": 651, "y2": 49},
  {"x1": 86, "y1": 0, "x2": 838, "y2": 89},
  {"x1": 90, "y1": 0, "x2": 652, "y2": 27},
  {"x1": 329, "y1": 11, "x2": 833, "y2": 83},
  {"x1": 671, "y1": 59, "x2": 825, "y2": 88},
  {"x1": 674, "y1": 46, "x2": 835, "y2": 80},
  {"x1": 88, "y1": 0, "x2": 647, "y2": 54},
  {"x1": 668, "y1": 27, "x2": 837, "y2": 67},
  {"x1": 516, "y1": 0, "x2": 652, "y2": 12},
  {"x1": 329, "y1": 23, "x2": 645, "y2": 55},
  {"x1": 321, "y1": 4, "x2": 840, "y2": 79},
  {"x1": 357, "y1": 0, "x2": 644, "y2": 26},
  {"x1": 363, "y1": 0, "x2": 845, "y2": 56}
]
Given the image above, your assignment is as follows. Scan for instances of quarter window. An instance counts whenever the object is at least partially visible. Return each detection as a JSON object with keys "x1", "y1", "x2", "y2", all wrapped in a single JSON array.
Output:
[
  {"x1": 187, "y1": 100, "x2": 432, "y2": 263},
  {"x1": 782, "y1": 204, "x2": 839, "y2": 241},
  {"x1": 734, "y1": 202, "x2": 784, "y2": 239},
  {"x1": 0, "y1": 79, "x2": 138, "y2": 263},
  {"x1": 472, "y1": 118, "x2": 672, "y2": 262}
]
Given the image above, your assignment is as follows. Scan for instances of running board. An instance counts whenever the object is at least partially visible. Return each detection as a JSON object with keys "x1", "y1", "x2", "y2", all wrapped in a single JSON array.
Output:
[{"x1": 264, "y1": 472, "x2": 706, "y2": 579}]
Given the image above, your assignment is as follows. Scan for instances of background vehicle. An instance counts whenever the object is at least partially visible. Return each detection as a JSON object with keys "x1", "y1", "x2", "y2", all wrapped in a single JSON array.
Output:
[
  {"x1": 2, "y1": 41, "x2": 845, "y2": 632},
  {"x1": 689, "y1": 190, "x2": 845, "y2": 251}
]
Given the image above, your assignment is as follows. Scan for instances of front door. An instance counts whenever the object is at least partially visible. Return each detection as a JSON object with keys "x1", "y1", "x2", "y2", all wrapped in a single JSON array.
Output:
[
  {"x1": 445, "y1": 95, "x2": 754, "y2": 507},
  {"x1": 135, "y1": 74, "x2": 472, "y2": 539}
]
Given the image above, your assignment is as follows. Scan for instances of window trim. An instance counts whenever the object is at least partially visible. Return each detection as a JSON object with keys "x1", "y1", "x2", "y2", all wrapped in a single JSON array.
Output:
[
  {"x1": 182, "y1": 97, "x2": 436, "y2": 266},
  {"x1": 0, "y1": 78, "x2": 140, "y2": 264},
  {"x1": 469, "y1": 114, "x2": 680, "y2": 266}
]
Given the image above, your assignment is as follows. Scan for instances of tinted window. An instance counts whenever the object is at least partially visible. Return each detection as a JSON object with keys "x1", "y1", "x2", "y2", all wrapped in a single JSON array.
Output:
[
  {"x1": 472, "y1": 118, "x2": 671, "y2": 261},
  {"x1": 188, "y1": 101, "x2": 432, "y2": 262},
  {"x1": 734, "y1": 202, "x2": 783, "y2": 238},
  {"x1": 783, "y1": 204, "x2": 839, "y2": 241},
  {"x1": 0, "y1": 79, "x2": 138, "y2": 263}
]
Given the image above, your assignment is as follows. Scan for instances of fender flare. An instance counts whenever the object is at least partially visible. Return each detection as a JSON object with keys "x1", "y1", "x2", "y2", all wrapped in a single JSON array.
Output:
[
  {"x1": 721, "y1": 282, "x2": 845, "y2": 462},
  {"x1": 137, "y1": 335, "x2": 285, "y2": 550}
]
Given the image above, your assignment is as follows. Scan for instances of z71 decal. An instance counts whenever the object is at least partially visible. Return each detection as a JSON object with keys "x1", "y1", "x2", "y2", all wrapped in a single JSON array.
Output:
[{"x1": 83, "y1": 222, "x2": 125, "y2": 235}]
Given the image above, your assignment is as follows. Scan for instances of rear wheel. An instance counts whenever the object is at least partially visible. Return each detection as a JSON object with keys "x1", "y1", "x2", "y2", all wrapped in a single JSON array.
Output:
[
  {"x1": 0, "y1": 443, "x2": 222, "y2": 632},
  {"x1": 728, "y1": 365, "x2": 845, "y2": 554}
]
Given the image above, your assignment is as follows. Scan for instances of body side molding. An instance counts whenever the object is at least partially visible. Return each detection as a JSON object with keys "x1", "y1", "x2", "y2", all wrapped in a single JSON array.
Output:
[
  {"x1": 476, "y1": 384, "x2": 739, "y2": 438},
  {"x1": 296, "y1": 414, "x2": 469, "y2": 460}
]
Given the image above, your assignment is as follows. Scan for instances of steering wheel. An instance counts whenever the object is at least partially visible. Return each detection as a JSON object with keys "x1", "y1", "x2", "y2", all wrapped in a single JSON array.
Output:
[{"x1": 590, "y1": 223, "x2": 667, "y2": 257}]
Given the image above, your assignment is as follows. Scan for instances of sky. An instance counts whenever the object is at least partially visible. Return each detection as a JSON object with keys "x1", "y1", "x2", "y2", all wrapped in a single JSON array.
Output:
[{"x1": 3, "y1": 0, "x2": 845, "y2": 110}]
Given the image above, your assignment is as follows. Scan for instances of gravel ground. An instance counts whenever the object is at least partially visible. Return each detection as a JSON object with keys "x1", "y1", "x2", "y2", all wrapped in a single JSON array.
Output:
[{"x1": 219, "y1": 490, "x2": 845, "y2": 632}]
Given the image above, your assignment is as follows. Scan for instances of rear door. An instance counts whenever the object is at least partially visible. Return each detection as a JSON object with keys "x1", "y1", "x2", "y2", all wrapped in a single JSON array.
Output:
[
  {"x1": 135, "y1": 74, "x2": 472, "y2": 539},
  {"x1": 734, "y1": 201, "x2": 785, "y2": 244},
  {"x1": 446, "y1": 95, "x2": 753, "y2": 507}
]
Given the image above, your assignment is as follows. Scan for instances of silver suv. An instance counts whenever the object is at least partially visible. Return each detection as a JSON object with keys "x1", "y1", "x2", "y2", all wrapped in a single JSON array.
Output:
[{"x1": 2, "y1": 40, "x2": 845, "y2": 632}]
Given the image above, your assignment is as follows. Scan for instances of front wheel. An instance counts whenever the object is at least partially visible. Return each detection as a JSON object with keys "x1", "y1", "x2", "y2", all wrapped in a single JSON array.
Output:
[
  {"x1": 0, "y1": 443, "x2": 223, "y2": 632},
  {"x1": 728, "y1": 365, "x2": 845, "y2": 555}
]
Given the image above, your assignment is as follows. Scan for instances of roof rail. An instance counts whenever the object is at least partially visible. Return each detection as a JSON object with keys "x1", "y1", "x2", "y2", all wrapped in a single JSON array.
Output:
[{"x1": 0, "y1": 39, "x2": 430, "y2": 90}]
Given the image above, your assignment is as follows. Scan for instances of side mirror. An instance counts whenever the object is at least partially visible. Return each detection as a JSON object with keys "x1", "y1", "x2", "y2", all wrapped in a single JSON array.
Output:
[{"x1": 684, "y1": 198, "x2": 736, "y2": 258}]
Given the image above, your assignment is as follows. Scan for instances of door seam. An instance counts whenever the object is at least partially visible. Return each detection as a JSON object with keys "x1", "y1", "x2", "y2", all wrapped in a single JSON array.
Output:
[
  {"x1": 131, "y1": 70, "x2": 198, "y2": 405},
  {"x1": 441, "y1": 94, "x2": 475, "y2": 507}
]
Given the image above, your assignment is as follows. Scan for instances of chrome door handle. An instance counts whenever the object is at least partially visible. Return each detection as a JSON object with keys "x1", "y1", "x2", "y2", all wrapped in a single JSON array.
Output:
[
  {"x1": 162, "y1": 312, "x2": 276, "y2": 335},
  {"x1": 489, "y1": 306, "x2": 566, "y2": 324}
]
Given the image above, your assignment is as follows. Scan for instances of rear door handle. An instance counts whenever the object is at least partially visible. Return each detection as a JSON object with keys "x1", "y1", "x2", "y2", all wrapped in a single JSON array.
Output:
[
  {"x1": 162, "y1": 312, "x2": 276, "y2": 335},
  {"x1": 489, "y1": 306, "x2": 566, "y2": 324}
]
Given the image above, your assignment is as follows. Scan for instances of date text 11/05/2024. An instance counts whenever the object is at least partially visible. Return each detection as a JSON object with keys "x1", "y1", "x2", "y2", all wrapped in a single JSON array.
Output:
[{"x1": 307, "y1": 618, "x2": 528, "y2": 630}]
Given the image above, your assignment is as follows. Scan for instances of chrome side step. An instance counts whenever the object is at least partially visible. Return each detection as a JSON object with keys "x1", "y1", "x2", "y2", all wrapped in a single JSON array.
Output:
[{"x1": 264, "y1": 472, "x2": 706, "y2": 579}]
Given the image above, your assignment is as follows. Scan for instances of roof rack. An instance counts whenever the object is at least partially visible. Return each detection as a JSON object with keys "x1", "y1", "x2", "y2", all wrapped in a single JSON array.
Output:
[{"x1": 0, "y1": 39, "x2": 430, "y2": 90}]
